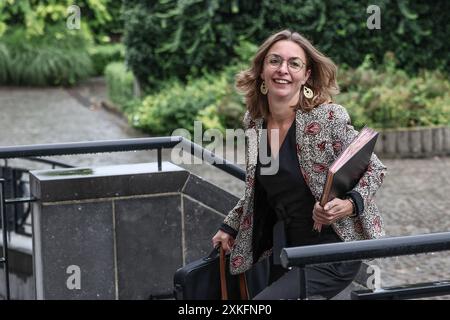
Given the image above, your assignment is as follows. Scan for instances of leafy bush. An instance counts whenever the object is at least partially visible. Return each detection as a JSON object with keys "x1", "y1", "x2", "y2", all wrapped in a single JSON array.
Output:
[
  {"x1": 89, "y1": 43, "x2": 125, "y2": 76},
  {"x1": 0, "y1": 0, "x2": 122, "y2": 43},
  {"x1": 0, "y1": 0, "x2": 125, "y2": 85},
  {"x1": 0, "y1": 26, "x2": 93, "y2": 86},
  {"x1": 124, "y1": 0, "x2": 449, "y2": 89},
  {"x1": 336, "y1": 55, "x2": 450, "y2": 129},
  {"x1": 129, "y1": 65, "x2": 245, "y2": 135},
  {"x1": 129, "y1": 55, "x2": 449, "y2": 136},
  {"x1": 0, "y1": 43, "x2": 10, "y2": 83},
  {"x1": 104, "y1": 62, "x2": 135, "y2": 111}
]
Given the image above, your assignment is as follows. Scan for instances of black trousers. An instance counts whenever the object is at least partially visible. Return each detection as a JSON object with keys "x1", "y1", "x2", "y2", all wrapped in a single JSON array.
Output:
[{"x1": 253, "y1": 256, "x2": 362, "y2": 300}]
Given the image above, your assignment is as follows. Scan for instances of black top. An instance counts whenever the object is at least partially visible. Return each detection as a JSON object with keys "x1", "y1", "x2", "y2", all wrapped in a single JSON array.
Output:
[{"x1": 256, "y1": 119, "x2": 341, "y2": 247}]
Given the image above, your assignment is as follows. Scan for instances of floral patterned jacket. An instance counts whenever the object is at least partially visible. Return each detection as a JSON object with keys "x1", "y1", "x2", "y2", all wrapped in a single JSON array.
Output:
[{"x1": 222, "y1": 103, "x2": 387, "y2": 275}]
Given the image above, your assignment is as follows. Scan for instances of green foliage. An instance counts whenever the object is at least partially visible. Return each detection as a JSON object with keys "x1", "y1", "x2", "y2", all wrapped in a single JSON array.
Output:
[
  {"x1": 0, "y1": 0, "x2": 125, "y2": 85},
  {"x1": 0, "y1": 43, "x2": 10, "y2": 83},
  {"x1": 82, "y1": 0, "x2": 124, "y2": 43},
  {"x1": 129, "y1": 66, "x2": 245, "y2": 135},
  {"x1": 0, "y1": 0, "x2": 122, "y2": 43},
  {"x1": 197, "y1": 105, "x2": 225, "y2": 133},
  {"x1": 0, "y1": 26, "x2": 93, "y2": 85},
  {"x1": 233, "y1": 38, "x2": 258, "y2": 65},
  {"x1": 124, "y1": 0, "x2": 449, "y2": 89},
  {"x1": 122, "y1": 0, "x2": 262, "y2": 88},
  {"x1": 128, "y1": 55, "x2": 449, "y2": 136},
  {"x1": 336, "y1": 56, "x2": 450, "y2": 129},
  {"x1": 104, "y1": 62, "x2": 135, "y2": 111},
  {"x1": 88, "y1": 43, "x2": 125, "y2": 75}
]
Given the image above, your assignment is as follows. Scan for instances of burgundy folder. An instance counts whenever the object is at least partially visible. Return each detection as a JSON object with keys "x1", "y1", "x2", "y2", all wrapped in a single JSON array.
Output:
[{"x1": 315, "y1": 127, "x2": 379, "y2": 231}]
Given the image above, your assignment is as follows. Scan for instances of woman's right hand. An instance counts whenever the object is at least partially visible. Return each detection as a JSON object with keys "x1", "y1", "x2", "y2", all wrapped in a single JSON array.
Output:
[{"x1": 212, "y1": 230, "x2": 235, "y2": 253}]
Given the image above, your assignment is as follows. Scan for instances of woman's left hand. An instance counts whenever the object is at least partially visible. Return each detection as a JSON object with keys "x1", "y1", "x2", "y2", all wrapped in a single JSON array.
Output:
[{"x1": 312, "y1": 198, "x2": 353, "y2": 226}]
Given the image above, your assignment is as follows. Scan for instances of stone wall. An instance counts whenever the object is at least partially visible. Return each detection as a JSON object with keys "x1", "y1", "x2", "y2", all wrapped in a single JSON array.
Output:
[
  {"x1": 374, "y1": 126, "x2": 450, "y2": 158},
  {"x1": 30, "y1": 162, "x2": 234, "y2": 300}
]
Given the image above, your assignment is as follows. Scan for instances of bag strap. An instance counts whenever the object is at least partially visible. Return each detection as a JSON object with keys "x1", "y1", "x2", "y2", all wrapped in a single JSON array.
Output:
[
  {"x1": 239, "y1": 272, "x2": 249, "y2": 300},
  {"x1": 219, "y1": 246, "x2": 248, "y2": 300},
  {"x1": 219, "y1": 246, "x2": 228, "y2": 300}
]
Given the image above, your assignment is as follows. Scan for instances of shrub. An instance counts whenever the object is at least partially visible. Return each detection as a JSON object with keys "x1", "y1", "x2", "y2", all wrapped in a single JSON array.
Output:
[
  {"x1": 336, "y1": 59, "x2": 450, "y2": 129},
  {"x1": 0, "y1": 26, "x2": 93, "y2": 86},
  {"x1": 89, "y1": 43, "x2": 125, "y2": 76},
  {"x1": 124, "y1": 0, "x2": 450, "y2": 89},
  {"x1": 104, "y1": 62, "x2": 135, "y2": 111},
  {"x1": 0, "y1": 43, "x2": 10, "y2": 83},
  {"x1": 130, "y1": 66, "x2": 245, "y2": 135},
  {"x1": 0, "y1": 0, "x2": 123, "y2": 43},
  {"x1": 129, "y1": 58, "x2": 449, "y2": 137}
]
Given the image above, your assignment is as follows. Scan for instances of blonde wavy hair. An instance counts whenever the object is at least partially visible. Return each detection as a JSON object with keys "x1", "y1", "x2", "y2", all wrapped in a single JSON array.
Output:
[{"x1": 236, "y1": 29, "x2": 340, "y2": 119}]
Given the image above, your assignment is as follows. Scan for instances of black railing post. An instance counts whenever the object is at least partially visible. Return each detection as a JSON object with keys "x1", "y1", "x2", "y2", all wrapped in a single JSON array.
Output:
[
  {"x1": 298, "y1": 267, "x2": 307, "y2": 300},
  {"x1": 157, "y1": 148, "x2": 162, "y2": 171},
  {"x1": 0, "y1": 178, "x2": 11, "y2": 300},
  {"x1": 12, "y1": 169, "x2": 18, "y2": 233}
]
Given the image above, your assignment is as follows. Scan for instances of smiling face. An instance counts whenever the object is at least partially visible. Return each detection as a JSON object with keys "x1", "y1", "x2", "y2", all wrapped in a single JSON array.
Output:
[{"x1": 260, "y1": 40, "x2": 310, "y2": 102}]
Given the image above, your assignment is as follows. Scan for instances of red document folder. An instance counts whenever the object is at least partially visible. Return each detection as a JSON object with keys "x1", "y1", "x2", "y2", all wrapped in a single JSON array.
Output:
[{"x1": 314, "y1": 127, "x2": 379, "y2": 231}]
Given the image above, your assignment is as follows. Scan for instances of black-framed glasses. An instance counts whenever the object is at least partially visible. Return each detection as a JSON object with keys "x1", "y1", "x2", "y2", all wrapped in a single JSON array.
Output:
[{"x1": 265, "y1": 54, "x2": 306, "y2": 73}]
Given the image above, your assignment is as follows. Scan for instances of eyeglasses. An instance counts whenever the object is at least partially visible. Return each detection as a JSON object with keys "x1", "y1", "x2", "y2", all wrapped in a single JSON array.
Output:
[{"x1": 265, "y1": 54, "x2": 306, "y2": 73}]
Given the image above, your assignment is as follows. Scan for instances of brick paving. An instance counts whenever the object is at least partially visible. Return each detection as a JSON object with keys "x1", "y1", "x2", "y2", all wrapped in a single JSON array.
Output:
[{"x1": 373, "y1": 156, "x2": 450, "y2": 299}]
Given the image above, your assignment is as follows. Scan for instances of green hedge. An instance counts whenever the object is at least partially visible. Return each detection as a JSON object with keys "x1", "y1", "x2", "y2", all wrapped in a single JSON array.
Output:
[
  {"x1": 127, "y1": 58, "x2": 449, "y2": 136},
  {"x1": 0, "y1": 0, "x2": 123, "y2": 43},
  {"x1": 129, "y1": 65, "x2": 245, "y2": 135},
  {"x1": 104, "y1": 62, "x2": 135, "y2": 111},
  {"x1": 89, "y1": 43, "x2": 125, "y2": 76},
  {"x1": 0, "y1": 26, "x2": 125, "y2": 85},
  {"x1": 337, "y1": 57, "x2": 450, "y2": 129},
  {"x1": 0, "y1": 26, "x2": 93, "y2": 86},
  {"x1": 124, "y1": 0, "x2": 449, "y2": 89},
  {"x1": 0, "y1": 43, "x2": 10, "y2": 83}
]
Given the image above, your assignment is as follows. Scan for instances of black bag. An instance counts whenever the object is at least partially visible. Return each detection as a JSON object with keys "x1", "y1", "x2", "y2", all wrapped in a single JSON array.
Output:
[{"x1": 174, "y1": 247, "x2": 269, "y2": 300}]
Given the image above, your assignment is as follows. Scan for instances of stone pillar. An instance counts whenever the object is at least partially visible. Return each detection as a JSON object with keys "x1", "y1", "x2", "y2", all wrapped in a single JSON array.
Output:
[
  {"x1": 396, "y1": 129, "x2": 410, "y2": 156},
  {"x1": 409, "y1": 128, "x2": 422, "y2": 157},
  {"x1": 421, "y1": 128, "x2": 433, "y2": 155},
  {"x1": 30, "y1": 162, "x2": 237, "y2": 299},
  {"x1": 432, "y1": 127, "x2": 444, "y2": 155},
  {"x1": 444, "y1": 127, "x2": 450, "y2": 155},
  {"x1": 383, "y1": 130, "x2": 397, "y2": 156}
]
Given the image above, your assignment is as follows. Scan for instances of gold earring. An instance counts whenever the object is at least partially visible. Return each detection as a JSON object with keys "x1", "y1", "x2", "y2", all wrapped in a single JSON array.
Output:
[
  {"x1": 260, "y1": 81, "x2": 268, "y2": 95},
  {"x1": 303, "y1": 85, "x2": 313, "y2": 99}
]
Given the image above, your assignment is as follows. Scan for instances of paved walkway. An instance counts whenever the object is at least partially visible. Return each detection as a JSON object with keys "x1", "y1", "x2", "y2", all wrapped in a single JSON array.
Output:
[
  {"x1": 1, "y1": 81, "x2": 449, "y2": 299},
  {"x1": 0, "y1": 80, "x2": 244, "y2": 195}
]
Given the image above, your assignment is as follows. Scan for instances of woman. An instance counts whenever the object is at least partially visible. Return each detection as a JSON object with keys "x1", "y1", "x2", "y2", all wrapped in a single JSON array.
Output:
[{"x1": 212, "y1": 30, "x2": 387, "y2": 299}]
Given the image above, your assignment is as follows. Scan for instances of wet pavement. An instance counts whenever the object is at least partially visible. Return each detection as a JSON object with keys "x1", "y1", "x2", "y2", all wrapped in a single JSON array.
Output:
[{"x1": 1, "y1": 80, "x2": 449, "y2": 299}]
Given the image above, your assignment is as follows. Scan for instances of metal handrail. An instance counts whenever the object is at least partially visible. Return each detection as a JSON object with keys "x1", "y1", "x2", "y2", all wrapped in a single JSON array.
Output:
[
  {"x1": 3, "y1": 157, "x2": 74, "y2": 169},
  {"x1": 280, "y1": 232, "x2": 450, "y2": 300},
  {"x1": 1, "y1": 137, "x2": 450, "y2": 299},
  {"x1": 2, "y1": 155, "x2": 74, "y2": 237},
  {"x1": 281, "y1": 232, "x2": 450, "y2": 267},
  {"x1": 0, "y1": 136, "x2": 245, "y2": 234},
  {"x1": 0, "y1": 136, "x2": 246, "y2": 181},
  {"x1": 24, "y1": 157, "x2": 74, "y2": 168},
  {"x1": 351, "y1": 280, "x2": 450, "y2": 300},
  {"x1": 2, "y1": 137, "x2": 450, "y2": 299},
  {"x1": 0, "y1": 136, "x2": 247, "y2": 300},
  {"x1": 0, "y1": 137, "x2": 179, "y2": 158},
  {"x1": 0, "y1": 179, "x2": 10, "y2": 300}
]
